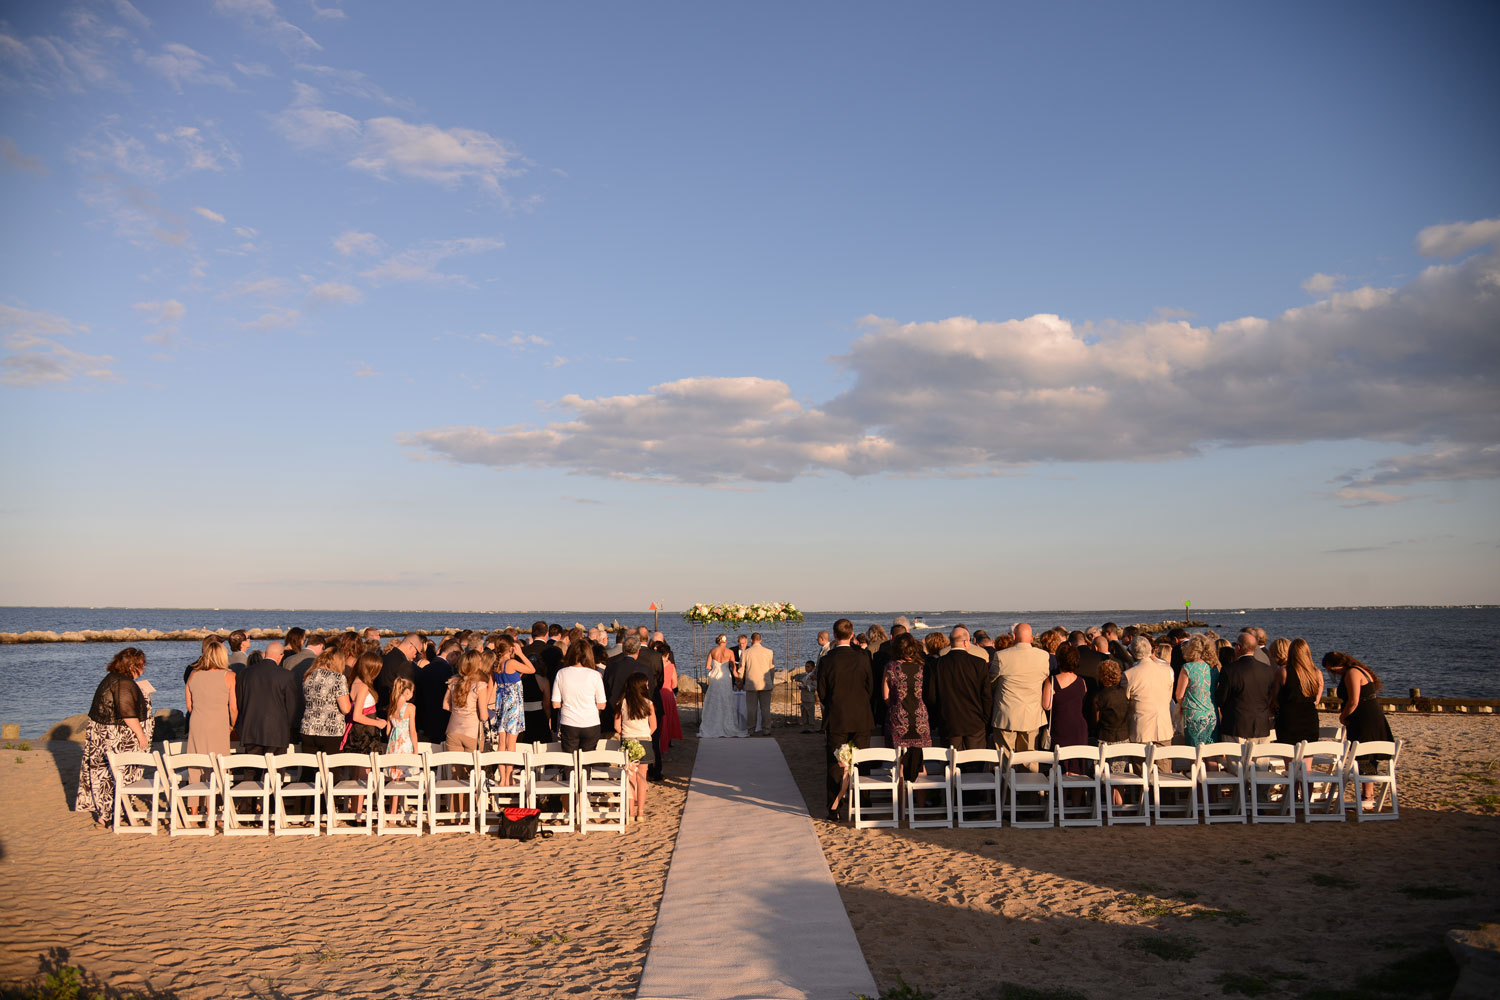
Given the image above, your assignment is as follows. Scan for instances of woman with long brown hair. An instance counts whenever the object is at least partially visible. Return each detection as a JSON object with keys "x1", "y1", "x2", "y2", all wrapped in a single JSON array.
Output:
[
  {"x1": 1323, "y1": 650, "x2": 1393, "y2": 807},
  {"x1": 1274, "y1": 638, "x2": 1322, "y2": 746}
]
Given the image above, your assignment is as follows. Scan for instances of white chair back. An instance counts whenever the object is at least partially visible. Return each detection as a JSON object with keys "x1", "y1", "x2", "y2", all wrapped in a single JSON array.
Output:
[
  {"x1": 850, "y1": 747, "x2": 900, "y2": 829},
  {"x1": 952, "y1": 748, "x2": 1003, "y2": 828},
  {"x1": 322, "y1": 751, "x2": 376, "y2": 835},
  {"x1": 107, "y1": 750, "x2": 164, "y2": 834},
  {"x1": 162, "y1": 750, "x2": 219, "y2": 836},
  {"x1": 215, "y1": 752, "x2": 273, "y2": 836},
  {"x1": 268, "y1": 751, "x2": 323, "y2": 836}
]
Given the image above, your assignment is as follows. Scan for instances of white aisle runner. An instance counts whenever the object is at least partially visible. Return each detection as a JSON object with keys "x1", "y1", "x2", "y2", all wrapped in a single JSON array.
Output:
[{"x1": 636, "y1": 738, "x2": 878, "y2": 1000}]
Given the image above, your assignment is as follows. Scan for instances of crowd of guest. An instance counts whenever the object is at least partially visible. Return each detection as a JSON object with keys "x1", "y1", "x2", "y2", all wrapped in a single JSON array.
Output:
[
  {"x1": 810, "y1": 617, "x2": 1395, "y2": 820},
  {"x1": 75, "y1": 621, "x2": 686, "y2": 827}
]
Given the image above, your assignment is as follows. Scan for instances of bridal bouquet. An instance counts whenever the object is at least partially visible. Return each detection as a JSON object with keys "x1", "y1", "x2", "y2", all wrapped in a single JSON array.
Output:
[
  {"x1": 682, "y1": 601, "x2": 805, "y2": 626},
  {"x1": 622, "y1": 739, "x2": 646, "y2": 764},
  {"x1": 829, "y1": 740, "x2": 858, "y2": 813}
]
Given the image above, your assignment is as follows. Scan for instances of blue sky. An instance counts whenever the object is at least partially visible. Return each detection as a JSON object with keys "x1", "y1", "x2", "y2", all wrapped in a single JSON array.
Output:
[{"x1": 2, "y1": 1, "x2": 1497, "y2": 611}]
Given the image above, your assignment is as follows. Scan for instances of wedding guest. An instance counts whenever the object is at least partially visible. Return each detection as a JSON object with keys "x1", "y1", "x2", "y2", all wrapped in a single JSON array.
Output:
[
  {"x1": 990, "y1": 623, "x2": 1051, "y2": 755},
  {"x1": 1043, "y1": 643, "x2": 1088, "y2": 751},
  {"x1": 281, "y1": 628, "x2": 312, "y2": 674},
  {"x1": 926, "y1": 628, "x2": 990, "y2": 751},
  {"x1": 346, "y1": 650, "x2": 391, "y2": 754},
  {"x1": 76, "y1": 647, "x2": 153, "y2": 828},
  {"x1": 614, "y1": 673, "x2": 657, "y2": 821},
  {"x1": 818, "y1": 618, "x2": 874, "y2": 820},
  {"x1": 300, "y1": 647, "x2": 352, "y2": 755},
  {"x1": 1324, "y1": 650, "x2": 1393, "y2": 807},
  {"x1": 416, "y1": 639, "x2": 459, "y2": 743},
  {"x1": 227, "y1": 630, "x2": 250, "y2": 673},
  {"x1": 1122, "y1": 635, "x2": 1174, "y2": 754},
  {"x1": 1217, "y1": 632, "x2": 1278, "y2": 743},
  {"x1": 1268, "y1": 637, "x2": 1290, "y2": 670},
  {"x1": 443, "y1": 650, "x2": 491, "y2": 754},
  {"x1": 798, "y1": 659, "x2": 819, "y2": 732},
  {"x1": 883, "y1": 633, "x2": 932, "y2": 778},
  {"x1": 185, "y1": 640, "x2": 235, "y2": 823},
  {"x1": 654, "y1": 640, "x2": 685, "y2": 758},
  {"x1": 867, "y1": 623, "x2": 891, "y2": 730},
  {"x1": 1090, "y1": 659, "x2": 1130, "y2": 745},
  {"x1": 486, "y1": 636, "x2": 534, "y2": 786},
  {"x1": 236, "y1": 642, "x2": 298, "y2": 755},
  {"x1": 1174, "y1": 636, "x2": 1219, "y2": 747},
  {"x1": 552, "y1": 641, "x2": 606, "y2": 753},
  {"x1": 1276, "y1": 638, "x2": 1323, "y2": 747}
]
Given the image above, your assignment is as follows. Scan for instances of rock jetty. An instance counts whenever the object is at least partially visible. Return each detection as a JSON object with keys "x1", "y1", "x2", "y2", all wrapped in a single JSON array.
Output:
[{"x1": 0, "y1": 626, "x2": 475, "y2": 644}]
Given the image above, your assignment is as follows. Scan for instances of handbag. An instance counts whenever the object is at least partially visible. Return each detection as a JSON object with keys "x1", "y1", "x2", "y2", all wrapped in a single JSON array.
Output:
[{"x1": 496, "y1": 807, "x2": 543, "y2": 841}]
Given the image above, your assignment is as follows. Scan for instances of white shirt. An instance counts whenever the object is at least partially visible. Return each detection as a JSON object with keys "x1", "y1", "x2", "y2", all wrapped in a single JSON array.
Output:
[{"x1": 551, "y1": 665, "x2": 606, "y2": 728}]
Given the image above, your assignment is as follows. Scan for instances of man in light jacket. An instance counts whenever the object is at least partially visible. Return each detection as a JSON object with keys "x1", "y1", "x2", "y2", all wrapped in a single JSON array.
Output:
[{"x1": 989, "y1": 623, "x2": 1051, "y2": 755}]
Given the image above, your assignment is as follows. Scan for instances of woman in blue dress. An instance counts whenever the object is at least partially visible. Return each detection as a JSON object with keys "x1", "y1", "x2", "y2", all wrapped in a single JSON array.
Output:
[
  {"x1": 1173, "y1": 635, "x2": 1219, "y2": 747},
  {"x1": 485, "y1": 635, "x2": 535, "y2": 787}
]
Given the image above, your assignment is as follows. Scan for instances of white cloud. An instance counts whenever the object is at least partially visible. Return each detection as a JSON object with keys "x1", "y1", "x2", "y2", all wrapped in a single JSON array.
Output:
[
  {"x1": 154, "y1": 125, "x2": 239, "y2": 172},
  {"x1": 133, "y1": 298, "x2": 185, "y2": 344},
  {"x1": 360, "y1": 236, "x2": 503, "y2": 286},
  {"x1": 0, "y1": 24, "x2": 123, "y2": 95},
  {"x1": 233, "y1": 60, "x2": 274, "y2": 78},
  {"x1": 193, "y1": 206, "x2": 226, "y2": 224},
  {"x1": 405, "y1": 223, "x2": 1500, "y2": 489},
  {"x1": 294, "y1": 63, "x2": 407, "y2": 107},
  {"x1": 310, "y1": 1, "x2": 346, "y2": 20},
  {"x1": 113, "y1": 1, "x2": 151, "y2": 30},
  {"x1": 78, "y1": 175, "x2": 191, "y2": 247},
  {"x1": 351, "y1": 361, "x2": 377, "y2": 377},
  {"x1": 332, "y1": 229, "x2": 381, "y2": 256},
  {"x1": 0, "y1": 135, "x2": 48, "y2": 175},
  {"x1": 307, "y1": 281, "x2": 362, "y2": 305},
  {"x1": 240, "y1": 307, "x2": 299, "y2": 331},
  {"x1": 137, "y1": 42, "x2": 234, "y2": 92},
  {"x1": 1333, "y1": 488, "x2": 1409, "y2": 508},
  {"x1": 213, "y1": 0, "x2": 321, "y2": 53},
  {"x1": 1416, "y1": 218, "x2": 1500, "y2": 258},
  {"x1": 1300, "y1": 272, "x2": 1344, "y2": 295},
  {"x1": 0, "y1": 303, "x2": 115, "y2": 386},
  {"x1": 272, "y1": 85, "x2": 523, "y2": 195},
  {"x1": 224, "y1": 275, "x2": 286, "y2": 298}
]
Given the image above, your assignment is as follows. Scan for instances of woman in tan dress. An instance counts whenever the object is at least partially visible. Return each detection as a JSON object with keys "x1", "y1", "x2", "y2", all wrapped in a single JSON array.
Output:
[{"x1": 184, "y1": 639, "x2": 236, "y2": 821}]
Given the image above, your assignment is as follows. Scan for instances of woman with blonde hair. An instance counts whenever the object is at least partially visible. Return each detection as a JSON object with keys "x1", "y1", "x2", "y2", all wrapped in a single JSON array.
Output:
[
  {"x1": 443, "y1": 650, "x2": 491, "y2": 753},
  {"x1": 1173, "y1": 635, "x2": 1218, "y2": 747},
  {"x1": 1274, "y1": 638, "x2": 1322, "y2": 746}
]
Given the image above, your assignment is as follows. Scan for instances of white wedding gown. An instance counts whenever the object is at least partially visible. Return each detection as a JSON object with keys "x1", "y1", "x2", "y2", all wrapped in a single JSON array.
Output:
[{"x1": 699, "y1": 658, "x2": 747, "y2": 738}]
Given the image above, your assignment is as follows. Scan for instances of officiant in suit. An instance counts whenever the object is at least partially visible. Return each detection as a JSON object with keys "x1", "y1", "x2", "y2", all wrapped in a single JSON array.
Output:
[
  {"x1": 817, "y1": 618, "x2": 874, "y2": 820},
  {"x1": 741, "y1": 632, "x2": 776, "y2": 735}
]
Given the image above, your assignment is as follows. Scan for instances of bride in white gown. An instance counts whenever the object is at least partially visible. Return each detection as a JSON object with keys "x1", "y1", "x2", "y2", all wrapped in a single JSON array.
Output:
[{"x1": 699, "y1": 634, "x2": 747, "y2": 738}]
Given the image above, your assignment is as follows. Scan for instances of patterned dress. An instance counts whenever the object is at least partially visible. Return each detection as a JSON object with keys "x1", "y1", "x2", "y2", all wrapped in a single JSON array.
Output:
[
  {"x1": 1179, "y1": 660, "x2": 1218, "y2": 747},
  {"x1": 883, "y1": 661, "x2": 931, "y2": 749},
  {"x1": 75, "y1": 675, "x2": 154, "y2": 823}
]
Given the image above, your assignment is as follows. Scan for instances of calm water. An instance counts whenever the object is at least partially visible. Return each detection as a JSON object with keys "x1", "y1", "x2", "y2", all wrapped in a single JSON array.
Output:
[{"x1": 1, "y1": 606, "x2": 1495, "y2": 737}]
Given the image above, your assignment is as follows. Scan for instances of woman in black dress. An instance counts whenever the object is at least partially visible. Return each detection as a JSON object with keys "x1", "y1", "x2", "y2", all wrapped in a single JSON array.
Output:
[
  {"x1": 1323, "y1": 650, "x2": 1393, "y2": 807},
  {"x1": 1275, "y1": 637, "x2": 1323, "y2": 746}
]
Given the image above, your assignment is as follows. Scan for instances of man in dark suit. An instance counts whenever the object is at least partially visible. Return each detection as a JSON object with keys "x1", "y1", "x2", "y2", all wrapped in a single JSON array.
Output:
[
  {"x1": 1072, "y1": 632, "x2": 1105, "y2": 684},
  {"x1": 376, "y1": 633, "x2": 421, "y2": 716},
  {"x1": 817, "y1": 618, "x2": 874, "y2": 820},
  {"x1": 929, "y1": 626, "x2": 992, "y2": 750},
  {"x1": 633, "y1": 626, "x2": 667, "y2": 780},
  {"x1": 1102, "y1": 622, "x2": 1131, "y2": 664},
  {"x1": 523, "y1": 621, "x2": 550, "y2": 673},
  {"x1": 1216, "y1": 632, "x2": 1278, "y2": 741},
  {"x1": 602, "y1": 635, "x2": 644, "y2": 731},
  {"x1": 416, "y1": 639, "x2": 459, "y2": 743},
  {"x1": 236, "y1": 642, "x2": 298, "y2": 754}
]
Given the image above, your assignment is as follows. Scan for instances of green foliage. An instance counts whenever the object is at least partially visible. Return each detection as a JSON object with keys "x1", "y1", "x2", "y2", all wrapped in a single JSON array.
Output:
[
  {"x1": 855, "y1": 974, "x2": 934, "y2": 1000},
  {"x1": 1122, "y1": 934, "x2": 1201, "y2": 962}
]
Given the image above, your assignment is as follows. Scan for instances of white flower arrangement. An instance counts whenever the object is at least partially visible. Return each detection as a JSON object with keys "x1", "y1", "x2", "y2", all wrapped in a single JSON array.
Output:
[
  {"x1": 682, "y1": 601, "x2": 805, "y2": 626},
  {"x1": 622, "y1": 738, "x2": 646, "y2": 764},
  {"x1": 834, "y1": 741, "x2": 857, "y2": 768}
]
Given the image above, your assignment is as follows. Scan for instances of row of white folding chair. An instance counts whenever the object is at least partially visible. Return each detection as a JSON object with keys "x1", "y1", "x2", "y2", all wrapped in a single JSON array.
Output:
[{"x1": 844, "y1": 738, "x2": 1395, "y2": 830}]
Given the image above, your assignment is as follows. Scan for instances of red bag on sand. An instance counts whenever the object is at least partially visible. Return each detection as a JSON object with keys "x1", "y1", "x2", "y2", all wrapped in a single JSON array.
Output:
[{"x1": 497, "y1": 807, "x2": 543, "y2": 841}]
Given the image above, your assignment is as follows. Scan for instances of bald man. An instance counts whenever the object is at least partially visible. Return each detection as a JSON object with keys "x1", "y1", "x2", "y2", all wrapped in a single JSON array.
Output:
[{"x1": 989, "y1": 623, "x2": 1052, "y2": 756}]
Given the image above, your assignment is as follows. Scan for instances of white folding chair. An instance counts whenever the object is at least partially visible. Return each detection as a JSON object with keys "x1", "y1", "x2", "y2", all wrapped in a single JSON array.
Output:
[
  {"x1": 527, "y1": 750, "x2": 578, "y2": 833},
  {"x1": 269, "y1": 750, "x2": 324, "y2": 836},
  {"x1": 594, "y1": 738, "x2": 622, "y2": 752},
  {"x1": 476, "y1": 749, "x2": 529, "y2": 834},
  {"x1": 903, "y1": 747, "x2": 954, "y2": 828},
  {"x1": 1318, "y1": 723, "x2": 1346, "y2": 743},
  {"x1": 161, "y1": 751, "x2": 218, "y2": 836},
  {"x1": 1006, "y1": 750, "x2": 1055, "y2": 828},
  {"x1": 1150, "y1": 746, "x2": 1200, "y2": 825},
  {"x1": 1248, "y1": 742, "x2": 1297, "y2": 823},
  {"x1": 154, "y1": 740, "x2": 186, "y2": 757},
  {"x1": 215, "y1": 752, "x2": 272, "y2": 835},
  {"x1": 952, "y1": 748, "x2": 1004, "y2": 828},
  {"x1": 322, "y1": 751, "x2": 376, "y2": 835},
  {"x1": 1296, "y1": 739, "x2": 1349, "y2": 822},
  {"x1": 851, "y1": 747, "x2": 900, "y2": 829},
  {"x1": 107, "y1": 750, "x2": 165, "y2": 834},
  {"x1": 1346, "y1": 739, "x2": 1401, "y2": 821},
  {"x1": 1100, "y1": 743, "x2": 1152, "y2": 826},
  {"x1": 375, "y1": 753, "x2": 426, "y2": 834},
  {"x1": 532, "y1": 741, "x2": 563, "y2": 754},
  {"x1": 1054, "y1": 746, "x2": 1102, "y2": 827},
  {"x1": 1198, "y1": 742, "x2": 1248, "y2": 824},
  {"x1": 578, "y1": 748, "x2": 629, "y2": 833},
  {"x1": 425, "y1": 750, "x2": 477, "y2": 834}
]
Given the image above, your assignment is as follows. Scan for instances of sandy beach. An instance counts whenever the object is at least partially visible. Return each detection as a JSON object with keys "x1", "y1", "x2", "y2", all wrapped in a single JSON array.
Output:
[
  {"x1": 781, "y1": 712, "x2": 1500, "y2": 1000},
  {"x1": 0, "y1": 740, "x2": 697, "y2": 999},
  {"x1": 2, "y1": 712, "x2": 1495, "y2": 999}
]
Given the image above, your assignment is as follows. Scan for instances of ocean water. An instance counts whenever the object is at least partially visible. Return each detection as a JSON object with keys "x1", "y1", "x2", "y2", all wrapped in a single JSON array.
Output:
[{"x1": 0, "y1": 606, "x2": 1495, "y2": 738}]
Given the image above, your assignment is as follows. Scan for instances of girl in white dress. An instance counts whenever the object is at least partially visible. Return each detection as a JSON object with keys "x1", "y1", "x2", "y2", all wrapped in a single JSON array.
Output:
[{"x1": 699, "y1": 634, "x2": 746, "y2": 739}]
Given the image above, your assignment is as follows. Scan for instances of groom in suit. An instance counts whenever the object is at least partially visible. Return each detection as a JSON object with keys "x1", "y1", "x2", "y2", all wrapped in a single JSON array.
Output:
[
  {"x1": 741, "y1": 632, "x2": 776, "y2": 735},
  {"x1": 817, "y1": 618, "x2": 874, "y2": 820}
]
